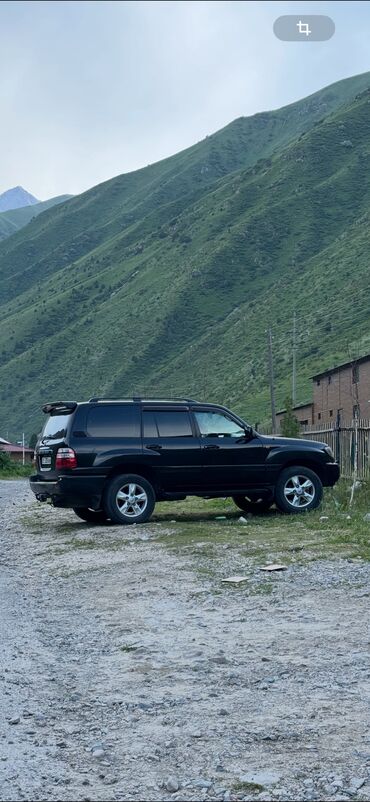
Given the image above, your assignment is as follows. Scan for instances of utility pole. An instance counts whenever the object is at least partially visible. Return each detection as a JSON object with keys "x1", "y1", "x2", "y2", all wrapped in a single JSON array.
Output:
[
  {"x1": 267, "y1": 328, "x2": 277, "y2": 434},
  {"x1": 292, "y1": 311, "x2": 297, "y2": 406},
  {"x1": 22, "y1": 432, "x2": 25, "y2": 467}
]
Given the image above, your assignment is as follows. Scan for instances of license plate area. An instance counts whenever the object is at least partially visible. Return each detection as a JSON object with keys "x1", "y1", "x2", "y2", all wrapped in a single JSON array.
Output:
[{"x1": 40, "y1": 455, "x2": 52, "y2": 471}]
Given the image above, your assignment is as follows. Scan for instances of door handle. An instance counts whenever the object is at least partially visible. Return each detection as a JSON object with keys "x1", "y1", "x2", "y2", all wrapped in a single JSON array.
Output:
[
  {"x1": 204, "y1": 444, "x2": 220, "y2": 450},
  {"x1": 146, "y1": 444, "x2": 162, "y2": 452}
]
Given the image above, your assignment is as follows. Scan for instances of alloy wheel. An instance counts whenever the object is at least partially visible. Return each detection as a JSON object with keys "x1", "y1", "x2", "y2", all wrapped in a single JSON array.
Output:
[
  {"x1": 283, "y1": 474, "x2": 315, "y2": 509},
  {"x1": 115, "y1": 482, "x2": 148, "y2": 518}
]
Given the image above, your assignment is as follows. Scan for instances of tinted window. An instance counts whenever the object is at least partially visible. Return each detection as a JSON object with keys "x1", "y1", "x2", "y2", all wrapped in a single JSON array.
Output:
[
  {"x1": 87, "y1": 405, "x2": 140, "y2": 437},
  {"x1": 195, "y1": 411, "x2": 245, "y2": 438},
  {"x1": 42, "y1": 413, "x2": 72, "y2": 440},
  {"x1": 155, "y1": 410, "x2": 193, "y2": 438},
  {"x1": 143, "y1": 411, "x2": 158, "y2": 438}
]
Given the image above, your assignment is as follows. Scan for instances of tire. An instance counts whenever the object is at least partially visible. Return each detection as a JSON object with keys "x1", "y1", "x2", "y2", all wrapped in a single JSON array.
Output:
[
  {"x1": 232, "y1": 495, "x2": 272, "y2": 514},
  {"x1": 275, "y1": 466, "x2": 322, "y2": 514},
  {"x1": 73, "y1": 507, "x2": 109, "y2": 524},
  {"x1": 103, "y1": 474, "x2": 155, "y2": 525}
]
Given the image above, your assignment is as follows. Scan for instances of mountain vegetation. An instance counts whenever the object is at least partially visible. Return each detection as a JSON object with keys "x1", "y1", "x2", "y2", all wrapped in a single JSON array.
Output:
[
  {"x1": 0, "y1": 195, "x2": 73, "y2": 243},
  {"x1": 0, "y1": 72, "x2": 370, "y2": 439}
]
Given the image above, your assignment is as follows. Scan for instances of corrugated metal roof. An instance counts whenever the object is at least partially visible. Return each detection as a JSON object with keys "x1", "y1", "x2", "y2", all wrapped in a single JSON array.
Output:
[{"x1": 0, "y1": 443, "x2": 33, "y2": 453}]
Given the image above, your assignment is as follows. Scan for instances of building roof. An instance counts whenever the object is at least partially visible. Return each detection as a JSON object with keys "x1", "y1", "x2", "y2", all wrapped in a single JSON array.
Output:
[
  {"x1": 277, "y1": 401, "x2": 313, "y2": 415},
  {"x1": 312, "y1": 352, "x2": 370, "y2": 380},
  {"x1": 0, "y1": 443, "x2": 33, "y2": 453}
]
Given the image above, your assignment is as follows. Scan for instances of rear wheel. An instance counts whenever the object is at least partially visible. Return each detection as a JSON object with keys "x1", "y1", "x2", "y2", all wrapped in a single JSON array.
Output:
[
  {"x1": 103, "y1": 474, "x2": 155, "y2": 525},
  {"x1": 232, "y1": 495, "x2": 272, "y2": 514},
  {"x1": 275, "y1": 466, "x2": 322, "y2": 513},
  {"x1": 73, "y1": 507, "x2": 109, "y2": 524}
]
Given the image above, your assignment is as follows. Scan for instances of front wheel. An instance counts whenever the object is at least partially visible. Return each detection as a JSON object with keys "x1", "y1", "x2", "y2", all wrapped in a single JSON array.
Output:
[
  {"x1": 232, "y1": 495, "x2": 272, "y2": 514},
  {"x1": 275, "y1": 466, "x2": 322, "y2": 513},
  {"x1": 73, "y1": 507, "x2": 109, "y2": 523},
  {"x1": 103, "y1": 474, "x2": 155, "y2": 525}
]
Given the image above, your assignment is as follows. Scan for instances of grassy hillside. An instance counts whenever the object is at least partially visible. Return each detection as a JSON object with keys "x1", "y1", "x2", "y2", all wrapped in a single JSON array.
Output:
[
  {"x1": 0, "y1": 195, "x2": 72, "y2": 243},
  {"x1": 0, "y1": 72, "x2": 370, "y2": 439}
]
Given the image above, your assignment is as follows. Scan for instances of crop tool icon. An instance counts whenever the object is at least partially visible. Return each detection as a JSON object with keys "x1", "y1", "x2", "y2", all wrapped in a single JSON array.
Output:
[{"x1": 297, "y1": 19, "x2": 312, "y2": 36}]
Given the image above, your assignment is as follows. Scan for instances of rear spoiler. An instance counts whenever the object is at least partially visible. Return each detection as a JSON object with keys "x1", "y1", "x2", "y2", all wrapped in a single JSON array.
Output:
[{"x1": 42, "y1": 401, "x2": 77, "y2": 414}]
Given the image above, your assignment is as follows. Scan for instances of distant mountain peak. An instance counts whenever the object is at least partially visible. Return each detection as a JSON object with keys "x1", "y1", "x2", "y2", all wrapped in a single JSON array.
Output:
[{"x1": 0, "y1": 186, "x2": 39, "y2": 212}]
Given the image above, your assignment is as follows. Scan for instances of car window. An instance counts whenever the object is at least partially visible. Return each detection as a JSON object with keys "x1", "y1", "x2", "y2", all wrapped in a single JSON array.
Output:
[
  {"x1": 42, "y1": 413, "x2": 72, "y2": 440},
  {"x1": 154, "y1": 410, "x2": 193, "y2": 437},
  {"x1": 194, "y1": 411, "x2": 245, "y2": 438},
  {"x1": 143, "y1": 411, "x2": 158, "y2": 438},
  {"x1": 86, "y1": 405, "x2": 140, "y2": 437}
]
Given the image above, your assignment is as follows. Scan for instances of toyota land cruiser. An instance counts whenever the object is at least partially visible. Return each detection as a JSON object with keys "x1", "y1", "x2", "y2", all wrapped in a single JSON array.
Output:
[{"x1": 30, "y1": 397, "x2": 340, "y2": 524}]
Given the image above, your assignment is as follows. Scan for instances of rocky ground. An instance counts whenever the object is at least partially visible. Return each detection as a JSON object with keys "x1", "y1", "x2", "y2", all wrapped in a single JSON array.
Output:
[{"x1": 1, "y1": 480, "x2": 370, "y2": 802}]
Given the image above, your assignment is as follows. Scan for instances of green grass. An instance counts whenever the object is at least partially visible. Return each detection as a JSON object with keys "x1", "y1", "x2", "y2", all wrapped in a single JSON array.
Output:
[
  {"x1": 1, "y1": 73, "x2": 370, "y2": 437},
  {"x1": 151, "y1": 480, "x2": 370, "y2": 573},
  {"x1": 232, "y1": 781, "x2": 264, "y2": 794},
  {"x1": 0, "y1": 464, "x2": 32, "y2": 479}
]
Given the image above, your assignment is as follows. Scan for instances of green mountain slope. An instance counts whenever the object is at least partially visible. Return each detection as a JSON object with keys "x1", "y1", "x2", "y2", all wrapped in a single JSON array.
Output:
[
  {"x1": 0, "y1": 194, "x2": 73, "y2": 243},
  {"x1": 0, "y1": 72, "x2": 370, "y2": 438}
]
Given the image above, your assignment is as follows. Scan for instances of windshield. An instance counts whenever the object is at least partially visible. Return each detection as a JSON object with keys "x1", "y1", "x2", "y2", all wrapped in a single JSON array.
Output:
[{"x1": 41, "y1": 413, "x2": 71, "y2": 440}]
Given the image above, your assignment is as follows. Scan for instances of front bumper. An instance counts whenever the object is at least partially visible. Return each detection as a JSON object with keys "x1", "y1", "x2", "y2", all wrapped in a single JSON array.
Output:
[
  {"x1": 29, "y1": 474, "x2": 106, "y2": 509},
  {"x1": 323, "y1": 462, "x2": 340, "y2": 487}
]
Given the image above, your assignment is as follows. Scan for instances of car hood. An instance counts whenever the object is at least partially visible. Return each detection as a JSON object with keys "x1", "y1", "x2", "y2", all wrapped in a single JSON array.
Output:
[{"x1": 258, "y1": 434, "x2": 327, "y2": 450}]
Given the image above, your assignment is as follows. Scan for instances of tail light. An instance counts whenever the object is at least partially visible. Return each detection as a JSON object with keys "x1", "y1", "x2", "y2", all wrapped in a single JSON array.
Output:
[{"x1": 56, "y1": 447, "x2": 77, "y2": 469}]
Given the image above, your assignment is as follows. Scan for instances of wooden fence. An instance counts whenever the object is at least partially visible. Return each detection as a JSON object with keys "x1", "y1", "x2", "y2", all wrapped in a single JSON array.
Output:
[{"x1": 300, "y1": 419, "x2": 370, "y2": 480}]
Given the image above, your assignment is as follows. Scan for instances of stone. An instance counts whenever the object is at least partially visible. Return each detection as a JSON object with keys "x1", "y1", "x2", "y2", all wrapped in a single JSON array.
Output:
[
  {"x1": 164, "y1": 778, "x2": 180, "y2": 793},
  {"x1": 92, "y1": 748, "x2": 105, "y2": 759},
  {"x1": 363, "y1": 513, "x2": 370, "y2": 522},
  {"x1": 193, "y1": 780, "x2": 213, "y2": 789},
  {"x1": 238, "y1": 771, "x2": 281, "y2": 787},
  {"x1": 221, "y1": 576, "x2": 248, "y2": 585},
  {"x1": 238, "y1": 516, "x2": 248, "y2": 523},
  {"x1": 9, "y1": 717, "x2": 20, "y2": 725},
  {"x1": 348, "y1": 778, "x2": 366, "y2": 792}
]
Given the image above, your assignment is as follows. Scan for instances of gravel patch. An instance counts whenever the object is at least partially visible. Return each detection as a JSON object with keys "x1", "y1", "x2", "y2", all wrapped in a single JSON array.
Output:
[{"x1": 1, "y1": 480, "x2": 370, "y2": 801}]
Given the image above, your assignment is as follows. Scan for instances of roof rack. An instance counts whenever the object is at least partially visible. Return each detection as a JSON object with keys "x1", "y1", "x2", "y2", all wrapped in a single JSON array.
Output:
[{"x1": 88, "y1": 396, "x2": 199, "y2": 404}]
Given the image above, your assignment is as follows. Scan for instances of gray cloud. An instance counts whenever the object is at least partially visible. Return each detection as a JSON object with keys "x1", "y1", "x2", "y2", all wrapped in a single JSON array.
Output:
[{"x1": 0, "y1": 0, "x2": 369, "y2": 198}]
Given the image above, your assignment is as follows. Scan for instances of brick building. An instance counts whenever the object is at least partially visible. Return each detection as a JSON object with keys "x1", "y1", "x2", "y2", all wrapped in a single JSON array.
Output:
[
  {"x1": 276, "y1": 353, "x2": 370, "y2": 431},
  {"x1": 312, "y1": 354, "x2": 370, "y2": 423},
  {"x1": 276, "y1": 401, "x2": 313, "y2": 431}
]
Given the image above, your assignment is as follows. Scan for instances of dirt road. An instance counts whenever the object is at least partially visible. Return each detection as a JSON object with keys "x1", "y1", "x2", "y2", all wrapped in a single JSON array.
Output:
[{"x1": 1, "y1": 480, "x2": 370, "y2": 801}]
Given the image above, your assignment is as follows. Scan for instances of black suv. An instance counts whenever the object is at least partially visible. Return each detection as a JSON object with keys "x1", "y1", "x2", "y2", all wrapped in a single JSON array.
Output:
[{"x1": 30, "y1": 397, "x2": 340, "y2": 524}]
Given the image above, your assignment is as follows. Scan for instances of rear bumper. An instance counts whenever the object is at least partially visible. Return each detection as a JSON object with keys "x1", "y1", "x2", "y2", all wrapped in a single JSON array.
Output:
[
  {"x1": 323, "y1": 462, "x2": 340, "y2": 487},
  {"x1": 29, "y1": 474, "x2": 106, "y2": 509}
]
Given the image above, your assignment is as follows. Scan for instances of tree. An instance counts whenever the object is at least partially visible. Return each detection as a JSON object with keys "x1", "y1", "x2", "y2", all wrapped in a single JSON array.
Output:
[
  {"x1": 29, "y1": 432, "x2": 38, "y2": 450},
  {"x1": 281, "y1": 397, "x2": 300, "y2": 438}
]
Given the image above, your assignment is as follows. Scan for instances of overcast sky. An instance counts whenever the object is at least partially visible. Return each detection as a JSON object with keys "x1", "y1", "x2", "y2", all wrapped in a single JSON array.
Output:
[{"x1": 1, "y1": 0, "x2": 370, "y2": 199}]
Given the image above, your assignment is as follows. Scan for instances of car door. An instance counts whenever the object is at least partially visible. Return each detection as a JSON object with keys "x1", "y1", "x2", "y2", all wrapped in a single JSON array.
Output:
[
  {"x1": 142, "y1": 407, "x2": 202, "y2": 491},
  {"x1": 192, "y1": 407, "x2": 267, "y2": 489}
]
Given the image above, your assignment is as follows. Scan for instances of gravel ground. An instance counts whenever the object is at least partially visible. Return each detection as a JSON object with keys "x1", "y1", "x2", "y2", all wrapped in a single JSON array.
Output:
[{"x1": 1, "y1": 480, "x2": 370, "y2": 802}]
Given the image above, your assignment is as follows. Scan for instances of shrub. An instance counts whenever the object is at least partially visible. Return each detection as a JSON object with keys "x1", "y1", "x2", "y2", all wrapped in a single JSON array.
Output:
[
  {"x1": 0, "y1": 451, "x2": 12, "y2": 471},
  {"x1": 281, "y1": 397, "x2": 300, "y2": 438}
]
